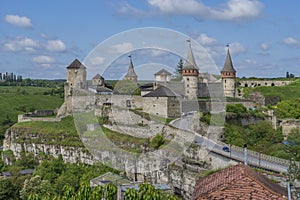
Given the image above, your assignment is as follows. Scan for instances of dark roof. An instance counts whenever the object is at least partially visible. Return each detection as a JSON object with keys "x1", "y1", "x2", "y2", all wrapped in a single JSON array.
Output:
[
  {"x1": 66, "y1": 59, "x2": 86, "y2": 69},
  {"x1": 183, "y1": 44, "x2": 198, "y2": 70},
  {"x1": 143, "y1": 86, "x2": 179, "y2": 97},
  {"x1": 92, "y1": 74, "x2": 104, "y2": 80},
  {"x1": 192, "y1": 164, "x2": 288, "y2": 200},
  {"x1": 221, "y1": 49, "x2": 236, "y2": 73},
  {"x1": 1, "y1": 171, "x2": 11, "y2": 177},
  {"x1": 154, "y1": 69, "x2": 172, "y2": 76},
  {"x1": 19, "y1": 169, "x2": 34, "y2": 175},
  {"x1": 96, "y1": 86, "x2": 112, "y2": 93},
  {"x1": 125, "y1": 57, "x2": 137, "y2": 78}
]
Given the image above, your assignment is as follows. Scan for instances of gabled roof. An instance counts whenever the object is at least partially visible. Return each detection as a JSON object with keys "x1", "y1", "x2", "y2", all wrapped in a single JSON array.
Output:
[
  {"x1": 154, "y1": 69, "x2": 172, "y2": 76},
  {"x1": 183, "y1": 43, "x2": 198, "y2": 70},
  {"x1": 92, "y1": 74, "x2": 104, "y2": 80},
  {"x1": 66, "y1": 59, "x2": 86, "y2": 69},
  {"x1": 143, "y1": 86, "x2": 179, "y2": 97},
  {"x1": 192, "y1": 164, "x2": 287, "y2": 200},
  {"x1": 221, "y1": 49, "x2": 236, "y2": 73},
  {"x1": 125, "y1": 57, "x2": 137, "y2": 78}
]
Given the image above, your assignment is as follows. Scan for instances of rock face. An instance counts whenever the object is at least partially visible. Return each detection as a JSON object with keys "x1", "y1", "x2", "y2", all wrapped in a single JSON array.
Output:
[{"x1": 2, "y1": 126, "x2": 215, "y2": 199}]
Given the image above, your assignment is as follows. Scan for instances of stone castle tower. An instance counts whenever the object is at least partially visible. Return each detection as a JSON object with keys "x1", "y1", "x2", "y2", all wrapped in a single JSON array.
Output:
[
  {"x1": 182, "y1": 42, "x2": 199, "y2": 100},
  {"x1": 58, "y1": 59, "x2": 88, "y2": 116},
  {"x1": 124, "y1": 55, "x2": 137, "y2": 84},
  {"x1": 221, "y1": 48, "x2": 236, "y2": 97}
]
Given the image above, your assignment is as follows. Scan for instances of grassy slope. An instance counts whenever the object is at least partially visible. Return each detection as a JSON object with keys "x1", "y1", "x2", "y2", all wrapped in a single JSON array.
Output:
[
  {"x1": 242, "y1": 78, "x2": 300, "y2": 101},
  {"x1": 0, "y1": 86, "x2": 63, "y2": 122},
  {"x1": 0, "y1": 86, "x2": 64, "y2": 141}
]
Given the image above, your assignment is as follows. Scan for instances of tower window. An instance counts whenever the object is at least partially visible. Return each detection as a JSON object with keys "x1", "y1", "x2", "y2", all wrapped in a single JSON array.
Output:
[{"x1": 187, "y1": 78, "x2": 189, "y2": 81}]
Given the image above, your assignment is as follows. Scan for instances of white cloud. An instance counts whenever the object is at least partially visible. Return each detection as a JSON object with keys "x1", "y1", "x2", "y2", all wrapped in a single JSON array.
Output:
[
  {"x1": 282, "y1": 37, "x2": 300, "y2": 47},
  {"x1": 4, "y1": 37, "x2": 39, "y2": 52},
  {"x1": 117, "y1": 2, "x2": 146, "y2": 17},
  {"x1": 260, "y1": 42, "x2": 270, "y2": 50},
  {"x1": 109, "y1": 42, "x2": 134, "y2": 54},
  {"x1": 5, "y1": 14, "x2": 32, "y2": 28},
  {"x1": 197, "y1": 33, "x2": 217, "y2": 45},
  {"x1": 32, "y1": 55, "x2": 55, "y2": 63},
  {"x1": 90, "y1": 56, "x2": 105, "y2": 65},
  {"x1": 148, "y1": 0, "x2": 207, "y2": 15},
  {"x1": 120, "y1": 0, "x2": 264, "y2": 21},
  {"x1": 210, "y1": 0, "x2": 264, "y2": 21},
  {"x1": 46, "y1": 40, "x2": 66, "y2": 52},
  {"x1": 228, "y1": 42, "x2": 246, "y2": 55}
]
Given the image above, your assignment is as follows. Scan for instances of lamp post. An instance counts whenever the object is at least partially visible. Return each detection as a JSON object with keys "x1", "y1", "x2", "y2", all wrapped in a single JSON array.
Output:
[
  {"x1": 244, "y1": 144, "x2": 248, "y2": 166},
  {"x1": 259, "y1": 145, "x2": 264, "y2": 168}
]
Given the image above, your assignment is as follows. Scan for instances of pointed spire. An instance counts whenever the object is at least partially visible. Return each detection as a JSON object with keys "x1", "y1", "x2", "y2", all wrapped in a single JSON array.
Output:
[
  {"x1": 183, "y1": 39, "x2": 198, "y2": 70},
  {"x1": 221, "y1": 45, "x2": 236, "y2": 73},
  {"x1": 125, "y1": 55, "x2": 137, "y2": 79}
]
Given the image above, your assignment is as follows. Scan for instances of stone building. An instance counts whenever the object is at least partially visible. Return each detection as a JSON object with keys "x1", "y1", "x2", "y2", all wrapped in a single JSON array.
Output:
[
  {"x1": 192, "y1": 163, "x2": 288, "y2": 200},
  {"x1": 124, "y1": 56, "x2": 137, "y2": 84},
  {"x1": 57, "y1": 59, "x2": 88, "y2": 117},
  {"x1": 182, "y1": 42, "x2": 200, "y2": 100},
  {"x1": 92, "y1": 74, "x2": 104, "y2": 86},
  {"x1": 142, "y1": 86, "x2": 181, "y2": 118},
  {"x1": 221, "y1": 48, "x2": 237, "y2": 98},
  {"x1": 154, "y1": 69, "x2": 172, "y2": 82}
]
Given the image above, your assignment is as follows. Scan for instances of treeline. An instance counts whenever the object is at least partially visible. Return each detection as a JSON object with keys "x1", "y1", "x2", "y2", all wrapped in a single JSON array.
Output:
[{"x1": 0, "y1": 153, "x2": 178, "y2": 200}]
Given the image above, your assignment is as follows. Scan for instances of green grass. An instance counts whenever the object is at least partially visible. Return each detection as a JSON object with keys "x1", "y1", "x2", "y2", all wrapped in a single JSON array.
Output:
[
  {"x1": 0, "y1": 86, "x2": 64, "y2": 141},
  {"x1": 242, "y1": 78, "x2": 300, "y2": 101},
  {"x1": 12, "y1": 116, "x2": 83, "y2": 147}
]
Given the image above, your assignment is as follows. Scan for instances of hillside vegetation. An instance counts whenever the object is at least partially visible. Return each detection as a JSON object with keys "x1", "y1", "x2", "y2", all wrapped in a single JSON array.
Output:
[
  {"x1": 0, "y1": 86, "x2": 64, "y2": 141},
  {"x1": 242, "y1": 78, "x2": 300, "y2": 101}
]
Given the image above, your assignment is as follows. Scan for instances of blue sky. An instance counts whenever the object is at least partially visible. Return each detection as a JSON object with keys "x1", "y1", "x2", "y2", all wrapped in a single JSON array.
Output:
[{"x1": 1, "y1": 0, "x2": 300, "y2": 80}]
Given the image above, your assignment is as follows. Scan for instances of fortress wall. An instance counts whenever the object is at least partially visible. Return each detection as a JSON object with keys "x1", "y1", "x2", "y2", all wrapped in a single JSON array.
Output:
[
  {"x1": 281, "y1": 119, "x2": 300, "y2": 139},
  {"x1": 238, "y1": 80, "x2": 292, "y2": 87}
]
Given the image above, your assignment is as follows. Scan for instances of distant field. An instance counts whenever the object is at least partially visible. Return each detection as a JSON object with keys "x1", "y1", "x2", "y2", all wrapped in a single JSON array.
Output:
[
  {"x1": 242, "y1": 78, "x2": 300, "y2": 101},
  {"x1": 0, "y1": 86, "x2": 64, "y2": 140}
]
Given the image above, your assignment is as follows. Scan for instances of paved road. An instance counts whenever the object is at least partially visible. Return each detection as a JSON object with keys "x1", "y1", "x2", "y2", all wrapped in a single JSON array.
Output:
[{"x1": 171, "y1": 113, "x2": 289, "y2": 173}]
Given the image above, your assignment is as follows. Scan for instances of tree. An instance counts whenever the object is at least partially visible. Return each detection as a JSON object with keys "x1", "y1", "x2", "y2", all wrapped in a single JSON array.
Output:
[
  {"x1": 173, "y1": 59, "x2": 183, "y2": 80},
  {"x1": 20, "y1": 175, "x2": 54, "y2": 200},
  {"x1": 0, "y1": 179, "x2": 19, "y2": 200},
  {"x1": 113, "y1": 80, "x2": 139, "y2": 95},
  {"x1": 124, "y1": 183, "x2": 178, "y2": 200}
]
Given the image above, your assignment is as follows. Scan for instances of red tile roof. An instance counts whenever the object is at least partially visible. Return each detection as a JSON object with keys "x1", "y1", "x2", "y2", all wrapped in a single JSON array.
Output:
[{"x1": 192, "y1": 164, "x2": 288, "y2": 200}]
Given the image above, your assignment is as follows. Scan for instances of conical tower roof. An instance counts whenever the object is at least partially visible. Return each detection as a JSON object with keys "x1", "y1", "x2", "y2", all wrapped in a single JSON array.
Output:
[
  {"x1": 125, "y1": 56, "x2": 137, "y2": 78},
  {"x1": 221, "y1": 49, "x2": 236, "y2": 73},
  {"x1": 183, "y1": 42, "x2": 198, "y2": 70}
]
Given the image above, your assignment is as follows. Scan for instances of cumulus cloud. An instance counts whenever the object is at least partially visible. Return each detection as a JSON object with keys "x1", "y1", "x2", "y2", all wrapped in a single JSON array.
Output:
[
  {"x1": 209, "y1": 0, "x2": 264, "y2": 21},
  {"x1": 46, "y1": 40, "x2": 66, "y2": 52},
  {"x1": 5, "y1": 14, "x2": 32, "y2": 28},
  {"x1": 117, "y1": 2, "x2": 146, "y2": 17},
  {"x1": 117, "y1": 0, "x2": 264, "y2": 22},
  {"x1": 260, "y1": 42, "x2": 270, "y2": 50},
  {"x1": 148, "y1": 0, "x2": 207, "y2": 15},
  {"x1": 282, "y1": 37, "x2": 300, "y2": 47},
  {"x1": 197, "y1": 33, "x2": 217, "y2": 45},
  {"x1": 228, "y1": 42, "x2": 246, "y2": 55},
  {"x1": 32, "y1": 55, "x2": 55, "y2": 63},
  {"x1": 90, "y1": 56, "x2": 105, "y2": 65},
  {"x1": 109, "y1": 42, "x2": 134, "y2": 54},
  {"x1": 4, "y1": 37, "x2": 39, "y2": 52}
]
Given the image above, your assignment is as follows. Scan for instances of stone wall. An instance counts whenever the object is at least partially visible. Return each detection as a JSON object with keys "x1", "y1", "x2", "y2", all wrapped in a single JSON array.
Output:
[
  {"x1": 238, "y1": 80, "x2": 292, "y2": 87},
  {"x1": 281, "y1": 119, "x2": 300, "y2": 139},
  {"x1": 143, "y1": 97, "x2": 168, "y2": 118}
]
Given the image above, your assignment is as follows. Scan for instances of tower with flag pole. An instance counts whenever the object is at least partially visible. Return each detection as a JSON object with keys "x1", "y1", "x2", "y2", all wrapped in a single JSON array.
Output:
[
  {"x1": 221, "y1": 44, "x2": 237, "y2": 97},
  {"x1": 124, "y1": 54, "x2": 138, "y2": 84},
  {"x1": 182, "y1": 39, "x2": 199, "y2": 100}
]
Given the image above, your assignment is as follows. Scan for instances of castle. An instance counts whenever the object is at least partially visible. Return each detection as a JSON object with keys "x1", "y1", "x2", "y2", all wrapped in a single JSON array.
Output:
[{"x1": 57, "y1": 43, "x2": 238, "y2": 118}]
